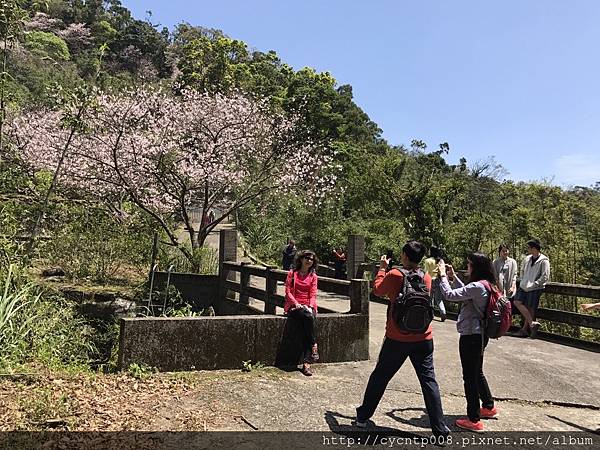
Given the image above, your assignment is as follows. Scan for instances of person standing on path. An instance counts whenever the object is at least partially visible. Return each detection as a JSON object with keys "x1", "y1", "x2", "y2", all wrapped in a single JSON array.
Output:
[
  {"x1": 355, "y1": 240, "x2": 450, "y2": 439},
  {"x1": 332, "y1": 247, "x2": 347, "y2": 279},
  {"x1": 284, "y1": 250, "x2": 319, "y2": 376},
  {"x1": 438, "y1": 253, "x2": 498, "y2": 433},
  {"x1": 513, "y1": 239, "x2": 550, "y2": 338},
  {"x1": 282, "y1": 239, "x2": 297, "y2": 271},
  {"x1": 492, "y1": 244, "x2": 518, "y2": 299},
  {"x1": 423, "y1": 246, "x2": 447, "y2": 321}
]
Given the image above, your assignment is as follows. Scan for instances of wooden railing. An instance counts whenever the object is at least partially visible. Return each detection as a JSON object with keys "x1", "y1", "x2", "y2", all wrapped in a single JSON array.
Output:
[
  {"x1": 538, "y1": 283, "x2": 600, "y2": 334},
  {"x1": 220, "y1": 262, "x2": 370, "y2": 315},
  {"x1": 357, "y1": 262, "x2": 600, "y2": 343}
]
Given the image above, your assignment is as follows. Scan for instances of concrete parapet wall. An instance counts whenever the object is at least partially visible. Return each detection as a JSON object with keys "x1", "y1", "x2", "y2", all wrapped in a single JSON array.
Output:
[
  {"x1": 152, "y1": 272, "x2": 218, "y2": 310},
  {"x1": 213, "y1": 298, "x2": 263, "y2": 316},
  {"x1": 118, "y1": 311, "x2": 369, "y2": 371}
]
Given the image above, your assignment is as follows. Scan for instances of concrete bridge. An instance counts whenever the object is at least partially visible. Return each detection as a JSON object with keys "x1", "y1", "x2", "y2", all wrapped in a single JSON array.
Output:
[{"x1": 123, "y1": 220, "x2": 600, "y2": 436}]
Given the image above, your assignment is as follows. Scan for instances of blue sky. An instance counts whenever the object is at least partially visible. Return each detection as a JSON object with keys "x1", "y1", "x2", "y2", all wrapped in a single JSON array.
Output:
[{"x1": 122, "y1": 0, "x2": 600, "y2": 187}]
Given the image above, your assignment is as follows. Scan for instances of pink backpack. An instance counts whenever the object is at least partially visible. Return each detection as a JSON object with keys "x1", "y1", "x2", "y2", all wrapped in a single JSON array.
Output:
[{"x1": 479, "y1": 280, "x2": 512, "y2": 339}]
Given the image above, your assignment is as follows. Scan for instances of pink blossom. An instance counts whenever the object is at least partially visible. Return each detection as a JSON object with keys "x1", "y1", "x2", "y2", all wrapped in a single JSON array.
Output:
[{"x1": 7, "y1": 87, "x2": 340, "y2": 249}]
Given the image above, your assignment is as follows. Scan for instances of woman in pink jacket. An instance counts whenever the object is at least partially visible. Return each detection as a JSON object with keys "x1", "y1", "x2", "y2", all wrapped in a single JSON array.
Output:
[{"x1": 284, "y1": 249, "x2": 319, "y2": 376}]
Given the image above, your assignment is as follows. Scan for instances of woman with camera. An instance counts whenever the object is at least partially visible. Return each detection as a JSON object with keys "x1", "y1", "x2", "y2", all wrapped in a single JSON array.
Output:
[
  {"x1": 437, "y1": 253, "x2": 498, "y2": 433},
  {"x1": 284, "y1": 249, "x2": 320, "y2": 376}
]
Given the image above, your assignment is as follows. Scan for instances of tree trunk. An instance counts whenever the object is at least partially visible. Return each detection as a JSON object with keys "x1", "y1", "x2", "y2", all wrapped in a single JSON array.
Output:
[{"x1": 26, "y1": 125, "x2": 79, "y2": 254}]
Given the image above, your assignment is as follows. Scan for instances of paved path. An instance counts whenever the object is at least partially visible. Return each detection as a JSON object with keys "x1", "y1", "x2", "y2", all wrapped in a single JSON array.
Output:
[{"x1": 192, "y1": 219, "x2": 600, "y2": 434}]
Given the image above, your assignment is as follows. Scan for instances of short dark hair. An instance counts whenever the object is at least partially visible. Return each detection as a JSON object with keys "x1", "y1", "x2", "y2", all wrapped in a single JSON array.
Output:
[
  {"x1": 429, "y1": 245, "x2": 442, "y2": 259},
  {"x1": 293, "y1": 249, "x2": 318, "y2": 272},
  {"x1": 402, "y1": 240, "x2": 426, "y2": 264},
  {"x1": 467, "y1": 252, "x2": 497, "y2": 285},
  {"x1": 498, "y1": 243, "x2": 509, "y2": 253},
  {"x1": 526, "y1": 238, "x2": 541, "y2": 251}
]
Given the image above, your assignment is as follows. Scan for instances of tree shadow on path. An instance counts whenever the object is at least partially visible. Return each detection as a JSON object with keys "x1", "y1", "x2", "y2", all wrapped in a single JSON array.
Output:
[{"x1": 546, "y1": 415, "x2": 600, "y2": 435}]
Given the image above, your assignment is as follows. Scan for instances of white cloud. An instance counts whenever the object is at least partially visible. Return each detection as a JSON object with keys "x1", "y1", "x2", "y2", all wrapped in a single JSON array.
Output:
[{"x1": 552, "y1": 153, "x2": 600, "y2": 187}]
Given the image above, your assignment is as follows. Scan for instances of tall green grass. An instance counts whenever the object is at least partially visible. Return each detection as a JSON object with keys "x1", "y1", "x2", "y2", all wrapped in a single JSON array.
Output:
[
  {"x1": 0, "y1": 265, "x2": 40, "y2": 366},
  {"x1": 0, "y1": 264, "x2": 98, "y2": 371}
]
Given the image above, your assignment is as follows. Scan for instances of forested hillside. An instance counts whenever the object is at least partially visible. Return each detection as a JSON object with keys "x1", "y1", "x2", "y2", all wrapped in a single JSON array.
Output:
[{"x1": 2, "y1": 0, "x2": 599, "y2": 282}]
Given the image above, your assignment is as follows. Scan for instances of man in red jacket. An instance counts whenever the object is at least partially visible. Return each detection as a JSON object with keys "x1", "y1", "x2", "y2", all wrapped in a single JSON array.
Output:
[{"x1": 355, "y1": 240, "x2": 449, "y2": 439}]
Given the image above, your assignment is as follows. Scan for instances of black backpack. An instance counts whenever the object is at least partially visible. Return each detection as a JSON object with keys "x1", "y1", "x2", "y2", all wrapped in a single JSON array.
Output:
[{"x1": 392, "y1": 268, "x2": 434, "y2": 334}]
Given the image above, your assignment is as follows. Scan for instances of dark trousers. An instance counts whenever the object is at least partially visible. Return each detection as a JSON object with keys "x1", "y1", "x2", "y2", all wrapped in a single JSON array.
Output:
[
  {"x1": 334, "y1": 261, "x2": 346, "y2": 279},
  {"x1": 357, "y1": 338, "x2": 449, "y2": 436},
  {"x1": 288, "y1": 307, "x2": 316, "y2": 362},
  {"x1": 459, "y1": 334, "x2": 494, "y2": 422}
]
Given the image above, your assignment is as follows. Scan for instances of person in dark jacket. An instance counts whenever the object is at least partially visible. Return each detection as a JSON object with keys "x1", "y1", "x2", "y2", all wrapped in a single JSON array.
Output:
[
  {"x1": 282, "y1": 239, "x2": 297, "y2": 271},
  {"x1": 332, "y1": 247, "x2": 347, "y2": 279}
]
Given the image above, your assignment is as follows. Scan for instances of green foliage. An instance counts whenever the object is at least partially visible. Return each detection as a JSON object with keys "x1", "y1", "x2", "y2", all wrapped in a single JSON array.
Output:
[
  {"x1": 144, "y1": 283, "x2": 202, "y2": 318},
  {"x1": 41, "y1": 203, "x2": 154, "y2": 283},
  {"x1": 25, "y1": 30, "x2": 71, "y2": 61},
  {"x1": 158, "y1": 242, "x2": 218, "y2": 275},
  {"x1": 92, "y1": 20, "x2": 116, "y2": 45},
  {"x1": 18, "y1": 387, "x2": 78, "y2": 429},
  {"x1": 0, "y1": 0, "x2": 27, "y2": 40},
  {"x1": 241, "y1": 360, "x2": 264, "y2": 372},
  {"x1": 127, "y1": 362, "x2": 156, "y2": 379},
  {"x1": 177, "y1": 36, "x2": 250, "y2": 93},
  {"x1": 165, "y1": 303, "x2": 202, "y2": 317}
]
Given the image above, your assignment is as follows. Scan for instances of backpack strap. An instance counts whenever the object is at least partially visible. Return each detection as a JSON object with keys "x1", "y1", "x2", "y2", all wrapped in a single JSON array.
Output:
[
  {"x1": 476, "y1": 280, "x2": 493, "y2": 318},
  {"x1": 399, "y1": 267, "x2": 425, "y2": 296},
  {"x1": 398, "y1": 268, "x2": 412, "y2": 297},
  {"x1": 476, "y1": 279, "x2": 493, "y2": 353},
  {"x1": 479, "y1": 279, "x2": 491, "y2": 292}
]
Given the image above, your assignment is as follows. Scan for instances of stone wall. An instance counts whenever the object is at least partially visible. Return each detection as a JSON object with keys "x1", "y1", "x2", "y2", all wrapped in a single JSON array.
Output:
[{"x1": 118, "y1": 308, "x2": 369, "y2": 371}]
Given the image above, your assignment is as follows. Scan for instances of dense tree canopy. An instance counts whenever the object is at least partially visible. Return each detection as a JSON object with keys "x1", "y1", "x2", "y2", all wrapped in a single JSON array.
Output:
[{"x1": 0, "y1": 0, "x2": 598, "y2": 288}]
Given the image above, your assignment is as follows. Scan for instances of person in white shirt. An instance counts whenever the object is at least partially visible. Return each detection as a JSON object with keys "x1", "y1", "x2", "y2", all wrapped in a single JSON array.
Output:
[{"x1": 492, "y1": 244, "x2": 517, "y2": 299}]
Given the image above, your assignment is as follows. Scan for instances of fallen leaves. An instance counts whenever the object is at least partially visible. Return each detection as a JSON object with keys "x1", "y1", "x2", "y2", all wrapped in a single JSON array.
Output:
[{"x1": 0, "y1": 367, "x2": 240, "y2": 431}]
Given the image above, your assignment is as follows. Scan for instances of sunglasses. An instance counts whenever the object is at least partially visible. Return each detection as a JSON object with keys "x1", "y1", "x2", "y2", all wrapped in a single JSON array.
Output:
[{"x1": 303, "y1": 256, "x2": 314, "y2": 261}]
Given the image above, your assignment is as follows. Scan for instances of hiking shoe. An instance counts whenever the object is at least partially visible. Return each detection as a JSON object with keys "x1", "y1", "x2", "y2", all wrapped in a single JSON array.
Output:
[
  {"x1": 352, "y1": 419, "x2": 367, "y2": 428},
  {"x1": 530, "y1": 321, "x2": 541, "y2": 338},
  {"x1": 311, "y1": 343, "x2": 319, "y2": 362},
  {"x1": 300, "y1": 365, "x2": 313, "y2": 376},
  {"x1": 480, "y1": 406, "x2": 498, "y2": 419},
  {"x1": 455, "y1": 418, "x2": 484, "y2": 432}
]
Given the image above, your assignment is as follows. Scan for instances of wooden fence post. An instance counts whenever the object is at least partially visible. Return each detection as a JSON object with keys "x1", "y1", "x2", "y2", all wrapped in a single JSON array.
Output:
[
  {"x1": 239, "y1": 262, "x2": 250, "y2": 305},
  {"x1": 350, "y1": 279, "x2": 370, "y2": 315},
  {"x1": 219, "y1": 229, "x2": 238, "y2": 301},
  {"x1": 347, "y1": 235, "x2": 365, "y2": 280},
  {"x1": 264, "y1": 265, "x2": 277, "y2": 314}
]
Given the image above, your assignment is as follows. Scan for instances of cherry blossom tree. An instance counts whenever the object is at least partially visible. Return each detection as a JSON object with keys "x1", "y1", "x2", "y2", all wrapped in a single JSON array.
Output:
[{"x1": 8, "y1": 87, "x2": 338, "y2": 265}]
